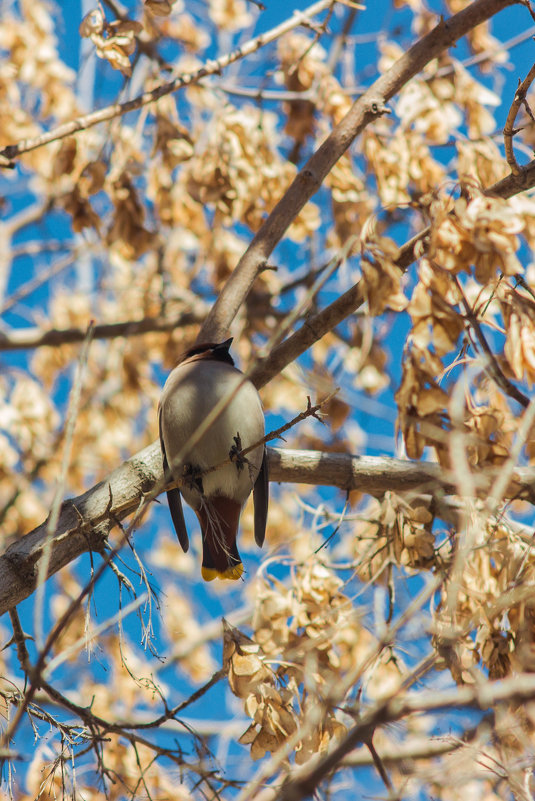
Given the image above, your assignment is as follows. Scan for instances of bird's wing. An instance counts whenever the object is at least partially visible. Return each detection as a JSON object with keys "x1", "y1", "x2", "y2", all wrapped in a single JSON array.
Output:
[
  {"x1": 167, "y1": 487, "x2": 189, "y2": 553},
  {"x1": 253, "y1": 446, "x2": 269, "y2": 548},
  {"x1": 159, "y1": 405, "x2": 190, "y2": 552}
]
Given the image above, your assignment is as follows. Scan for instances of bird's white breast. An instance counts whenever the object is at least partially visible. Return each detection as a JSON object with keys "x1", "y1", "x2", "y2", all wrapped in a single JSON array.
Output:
[{"x1": 160, "y1": 360, "x2": 264, "y2": 507}]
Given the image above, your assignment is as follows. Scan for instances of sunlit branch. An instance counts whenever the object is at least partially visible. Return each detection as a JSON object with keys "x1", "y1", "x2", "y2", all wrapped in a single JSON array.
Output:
[
  {"x1": 199, "y1": 0, "x2": 518, "y2": 344},
  {"x1": 274, "y1": 672, "x2": 535, "y2": 800},
  {"x1": 0, "y1": 0, "x2": 335, "y2": 167},
  {"x1": 0, "y1": 311, "x2": 207, "y2": 351},
  {"x1": 3, "y1": 446, "x2": 535, "y2": 616}
]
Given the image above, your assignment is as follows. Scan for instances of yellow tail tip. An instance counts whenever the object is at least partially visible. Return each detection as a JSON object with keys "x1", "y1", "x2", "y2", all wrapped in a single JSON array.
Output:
[{"x1": 201, "y1": 563, "x2": 244, "y2": 582}]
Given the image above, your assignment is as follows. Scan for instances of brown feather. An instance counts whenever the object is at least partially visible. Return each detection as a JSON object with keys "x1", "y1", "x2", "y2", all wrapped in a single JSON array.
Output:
[{"x1": 196, "y1": 496, "x2": 242, "y2": 580}]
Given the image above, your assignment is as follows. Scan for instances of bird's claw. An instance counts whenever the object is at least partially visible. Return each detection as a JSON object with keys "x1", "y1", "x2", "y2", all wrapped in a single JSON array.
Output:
[
  {"x1": 182, "y1": 463, "x2": 204, "y2": 493},
  {"x1": 229, "y1": 433, "x2": 246, "y2": 473}
]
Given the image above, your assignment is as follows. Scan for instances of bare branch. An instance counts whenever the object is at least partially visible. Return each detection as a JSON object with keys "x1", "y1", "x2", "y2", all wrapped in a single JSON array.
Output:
[
  {"x1": 0, "y1": 0, "x2": 334, "y2": 166},
  {"x1": 2, "y1": 447, "x2": 535, "y2": 616},
  {"x1": 503, "y1": 62, "x2": 535, "y2": 174},
  {"x1": 275, "y1": 672, "x2": 535, "y2": 800},
  {"x1": 0, "y1": 311, "x2": 207, "y2": 352},
  {"x1": 250, "y1": 155, "x2": 535, "y2": 390},
  {"x1": 198, "y1": 0, "x2": 518, "y2": 343},
  {"x1": 395, "y1": 158, "x2": 535, "y2": 273},
  {"x1": 343, "y1": 735, "x2": 472, "y2": 766},
  {"x1": 452, "y1": 274, "x2": 530, "y2": 408}
]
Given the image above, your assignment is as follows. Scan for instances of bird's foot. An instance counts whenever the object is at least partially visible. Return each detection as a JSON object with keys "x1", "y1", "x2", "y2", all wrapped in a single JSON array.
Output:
[
  {"x1": 182, "y1": 463, "x2": 204, "y2": 494},
  {"x1": 229, "y1": 433, "x2": 247, "y2": 473}
]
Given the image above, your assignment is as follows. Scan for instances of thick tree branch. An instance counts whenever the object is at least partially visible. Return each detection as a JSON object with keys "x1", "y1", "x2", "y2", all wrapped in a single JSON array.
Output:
[
  {"x1": 198, "y1": 0, "x2": 518, "y2": 343},
  {"x1": 2, "y1": 447, "x2": 535, "y2": 617},
  {"x1": 0, "y1": 443, "x2": 161, "y2": 616}
]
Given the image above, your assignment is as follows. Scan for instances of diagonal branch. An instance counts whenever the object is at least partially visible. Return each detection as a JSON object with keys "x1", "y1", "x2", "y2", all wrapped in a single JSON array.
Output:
[
  {"x1": 249, "y1": 159, "x2": 535, "y2": 390},
  {"x1": 395, "y1": 158, "x2": 535, "y2": 272},
  {"x1": 198, "y1": 0, "x2": 519, "y2": 343}
]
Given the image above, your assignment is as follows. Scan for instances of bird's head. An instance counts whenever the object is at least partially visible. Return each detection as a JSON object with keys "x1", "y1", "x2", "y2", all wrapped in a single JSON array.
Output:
[{"x1": 179, "y1": 338, "x2": 235, "y2": 367}]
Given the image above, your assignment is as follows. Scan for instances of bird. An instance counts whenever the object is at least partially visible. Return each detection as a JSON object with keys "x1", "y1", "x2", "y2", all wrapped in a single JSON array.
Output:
[{"x1": 158, "y1": 338, "x2": 268, "y2": 581}]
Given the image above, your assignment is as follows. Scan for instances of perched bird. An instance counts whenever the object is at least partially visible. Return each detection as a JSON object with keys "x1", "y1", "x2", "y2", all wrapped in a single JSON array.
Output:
[{"x1": 158, "y1": 338, "x2": 268, "y2": 581}]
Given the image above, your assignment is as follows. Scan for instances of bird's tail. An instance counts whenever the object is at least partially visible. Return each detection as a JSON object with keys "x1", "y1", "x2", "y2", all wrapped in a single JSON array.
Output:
[{"x1": 196, "y1": 496, "x2": 243, "y2": 581}]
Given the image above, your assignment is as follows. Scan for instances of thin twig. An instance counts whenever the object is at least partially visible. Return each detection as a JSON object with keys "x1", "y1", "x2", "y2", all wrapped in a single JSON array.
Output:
[
  {"x1": 0, "y1": 252, "x2": 77, "y2": 315},
  {"x1": 366, "y1": 738, "x2": 398, "y2": 800},
  {"x1": 451, "y1": 273, "x2": 529, "y2": 408},
  {"x1": 0, "y1": 0, "x2": 334, "y2": 166},
  {"x1": 33, "y1": 664, "x2": 226, "y2": 776},
  {"x1": 7, "y1": 608, "x2": 31, "y2": 674},
  {"x1": 43, "y1": 592, "x2": 147, "y2": 678},
  {"x1": 503, "y1": 62, "x2": 535, "y2": 175},
  {"x1": 34, "y1": 321, "x2": 95, "y2": 651}
]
